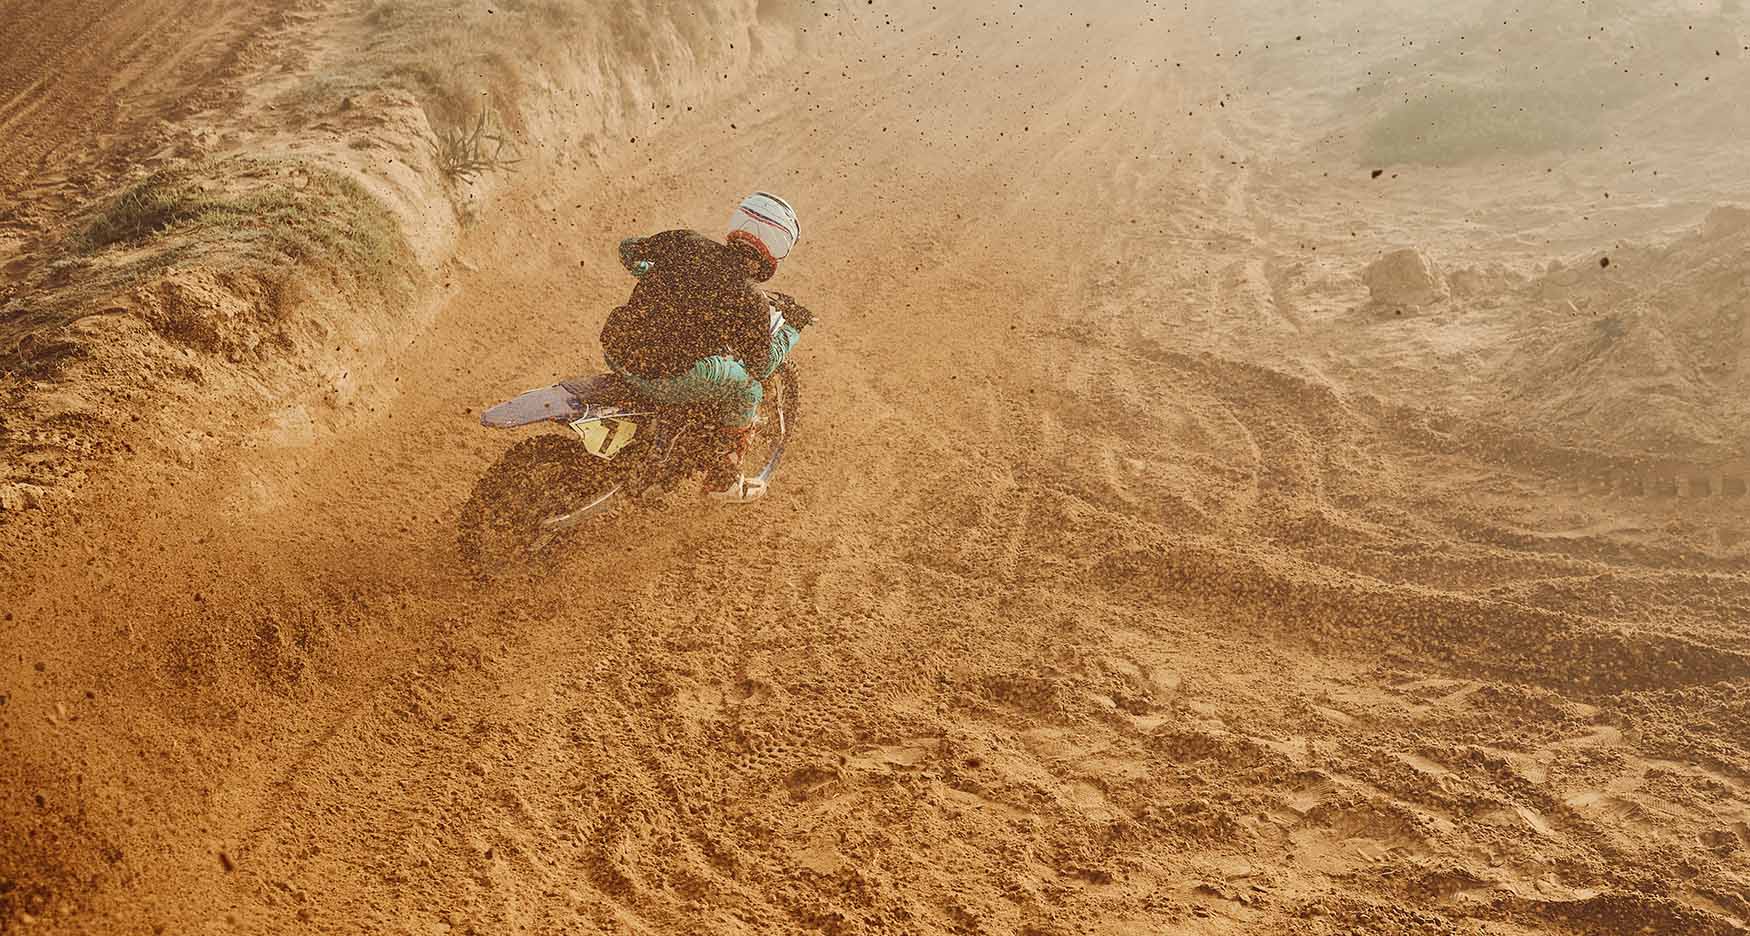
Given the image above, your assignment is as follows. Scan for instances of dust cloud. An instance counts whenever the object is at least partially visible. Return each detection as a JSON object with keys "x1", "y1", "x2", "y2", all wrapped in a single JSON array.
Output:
[{"x1": 2, "y1": 1, "x2": 1747, "y2": 933}]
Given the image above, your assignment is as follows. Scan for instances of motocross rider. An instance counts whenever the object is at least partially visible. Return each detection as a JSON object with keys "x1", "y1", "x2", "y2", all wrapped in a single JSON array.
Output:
[{"x1": 600, "y1": 192, "x2": 814, "y2": 503}]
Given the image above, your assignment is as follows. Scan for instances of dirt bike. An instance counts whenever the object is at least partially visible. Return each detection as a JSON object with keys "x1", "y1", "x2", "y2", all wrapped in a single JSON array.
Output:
[{"x1": 457, "y1": 362, "x2": 798, "y2": 570}]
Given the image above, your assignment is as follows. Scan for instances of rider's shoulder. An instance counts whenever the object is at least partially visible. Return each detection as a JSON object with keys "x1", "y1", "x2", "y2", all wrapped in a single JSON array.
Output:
[
  {"x1": 643, "y1": 229, "x2": 736, "y2": 261},
  {"x1": 638, "y1": 228, "x2": 704, "y2": 249}
]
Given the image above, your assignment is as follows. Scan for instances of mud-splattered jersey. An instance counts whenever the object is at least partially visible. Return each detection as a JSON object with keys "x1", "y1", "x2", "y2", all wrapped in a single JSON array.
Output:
[{"x1": 599, "y1": 230, "x2": 773, "y2": 379}]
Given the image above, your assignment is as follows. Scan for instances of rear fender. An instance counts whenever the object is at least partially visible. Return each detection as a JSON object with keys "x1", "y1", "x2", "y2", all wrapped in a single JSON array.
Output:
[
  {"x1": 480, "y1": 384, "x2": 588, "y2": 428},
  {"x1": 479, "y1": 373, "x2": 640, "y2": 429}
]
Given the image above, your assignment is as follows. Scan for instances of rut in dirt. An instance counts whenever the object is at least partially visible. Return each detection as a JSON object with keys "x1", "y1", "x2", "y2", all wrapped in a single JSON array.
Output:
[{"x1": 4, "y1": 1, "x2": 1750, "y2": 934}]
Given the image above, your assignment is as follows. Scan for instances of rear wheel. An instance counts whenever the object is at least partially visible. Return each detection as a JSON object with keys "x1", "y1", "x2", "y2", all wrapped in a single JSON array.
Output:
[{"x1": 457, "y1": 433, "x2": 612, "y2": 574}]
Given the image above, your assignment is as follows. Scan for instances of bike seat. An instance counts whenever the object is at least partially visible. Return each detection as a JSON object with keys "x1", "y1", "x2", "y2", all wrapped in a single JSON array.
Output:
[{"x1": 559, "y1": 373, "x2": 643, "y2": 409}]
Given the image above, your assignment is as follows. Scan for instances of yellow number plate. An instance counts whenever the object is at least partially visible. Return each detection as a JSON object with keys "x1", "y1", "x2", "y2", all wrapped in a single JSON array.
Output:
[{"x1": 570, "y1": 417, "x2": 638, "y2": 459}]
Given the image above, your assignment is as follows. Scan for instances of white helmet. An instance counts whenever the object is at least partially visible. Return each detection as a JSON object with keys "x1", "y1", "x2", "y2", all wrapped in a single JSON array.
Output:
[{"x1": 727, "y1": 192, "x2": 799, "y2": 278}]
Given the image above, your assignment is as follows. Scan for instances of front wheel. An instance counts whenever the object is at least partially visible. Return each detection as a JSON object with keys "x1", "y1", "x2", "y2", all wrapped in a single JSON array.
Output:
[
  {"x1": 746, "y1": 361, "x2": 801, "y2": 480},
  {"x1": 456, "y1": 433, "x2": 613, "y2": 574}
]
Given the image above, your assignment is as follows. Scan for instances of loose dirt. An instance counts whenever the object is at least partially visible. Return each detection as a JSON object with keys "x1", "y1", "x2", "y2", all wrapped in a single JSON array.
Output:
[{"x1": 3, "y1": 1, "x2": 1748, "y2": 934}]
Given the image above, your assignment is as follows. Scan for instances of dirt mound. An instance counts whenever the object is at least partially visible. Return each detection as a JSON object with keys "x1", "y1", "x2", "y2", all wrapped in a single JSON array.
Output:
[
  {"x1": 0, "y1": 0, "x2": 801, "y2": 519},
  {"x1": 1363, "y1": 247, "x2": 1448, "y2": 312},
  {"x1": 1494, "y1": 206, "x2": 1750, "y2": 457},
  {"x1": 0, "y1": 158, "x2": 417, "y2": 518}
]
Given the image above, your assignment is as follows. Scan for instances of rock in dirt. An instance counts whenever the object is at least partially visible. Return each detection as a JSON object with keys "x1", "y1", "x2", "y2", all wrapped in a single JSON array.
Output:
[
  {"x1": 1364, "y1": 248, "x2": 1448, "y2": 310},
  {"x1": 0, "y1": 483, "x2": 46, "y2": 511}
]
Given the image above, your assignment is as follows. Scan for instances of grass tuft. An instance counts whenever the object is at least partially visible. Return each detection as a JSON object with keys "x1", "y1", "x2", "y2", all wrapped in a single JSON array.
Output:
[
  {"x1": 78, "y1": 161, "x2": 412, "y2": 292},
  {"x1": 428, "y1": 99, "x2": 522, "y2": 184},
  {"x1": 80, "y1": 173, "x2": 214, "y2": 250}
]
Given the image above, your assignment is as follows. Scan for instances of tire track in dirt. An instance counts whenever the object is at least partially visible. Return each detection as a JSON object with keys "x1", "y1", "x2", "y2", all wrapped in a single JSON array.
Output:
[
  {"x1": 181, "y1": 6, "x2": 1750, "y2": 931},
  {"x1": 0, "y1": 0, "x2": 281, "y2": 234},
  {"x1": 4, "y1": 1, "x2": 1750, "y2": 934}
]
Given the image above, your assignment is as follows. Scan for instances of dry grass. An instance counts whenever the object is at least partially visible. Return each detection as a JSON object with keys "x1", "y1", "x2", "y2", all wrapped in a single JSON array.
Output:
[
  {"x1": 79, "y1": 160, "x2": 411, "y2": 291},
  {"x1": 80, "y1": 175, "x2": 217, "y2": 250},
  {"x1": 4, "y1": 156, "x2": 418, "y2": 390},
  {"x1": 427, "y1": 99, "x2": 522, "y2": 183}
]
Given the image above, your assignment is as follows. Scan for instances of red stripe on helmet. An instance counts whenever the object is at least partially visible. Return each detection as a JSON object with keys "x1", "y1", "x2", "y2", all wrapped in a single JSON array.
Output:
[{"x1": 738, "y1": 206, "x2": 796, "y2": 239}]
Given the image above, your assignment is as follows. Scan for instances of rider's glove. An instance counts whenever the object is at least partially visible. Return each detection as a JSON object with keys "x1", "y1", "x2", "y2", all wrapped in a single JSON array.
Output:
[
  {"x1": 619, "y1": 237, "x2": 654, "y2": 277},
  {"x1": 768, "y1": 291, "x2": 814, "y2": 329}
]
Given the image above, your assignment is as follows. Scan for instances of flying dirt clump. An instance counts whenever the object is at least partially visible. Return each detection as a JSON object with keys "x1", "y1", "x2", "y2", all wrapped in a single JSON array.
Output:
[{"x1": 1362, "y1": 247, "x2": 1448, "y2": 313}]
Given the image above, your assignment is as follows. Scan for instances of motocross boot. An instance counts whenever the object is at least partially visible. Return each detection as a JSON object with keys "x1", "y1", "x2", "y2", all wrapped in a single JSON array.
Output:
[{"x1": 704, "y1": 424, "x2": 768, "y2": 504}]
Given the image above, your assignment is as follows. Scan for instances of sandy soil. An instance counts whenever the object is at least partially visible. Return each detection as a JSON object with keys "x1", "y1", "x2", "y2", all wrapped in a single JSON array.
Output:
[{"x1": 3, "y1": 1, "x2": 1749, "y2": 934}]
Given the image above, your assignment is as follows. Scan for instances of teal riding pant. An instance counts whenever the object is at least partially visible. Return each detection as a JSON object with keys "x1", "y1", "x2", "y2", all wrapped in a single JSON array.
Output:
[{"x1": 609, "y1": 323, "x2": 799, "y2": 427}]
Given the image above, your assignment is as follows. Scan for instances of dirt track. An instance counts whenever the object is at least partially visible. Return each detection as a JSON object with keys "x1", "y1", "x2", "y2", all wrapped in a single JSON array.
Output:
[
  {"x1": 0, "y1": 0, "x2": 283, "y2": 225},
  {"x1": 4, "y1": 1, "x2": 1750, "y2": 934}
]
